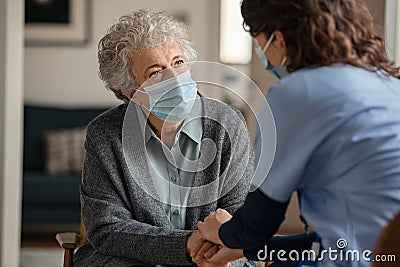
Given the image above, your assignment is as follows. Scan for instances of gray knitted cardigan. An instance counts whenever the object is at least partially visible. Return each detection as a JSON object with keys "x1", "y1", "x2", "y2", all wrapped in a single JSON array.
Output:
[{"x1": 74, "y1": 97, "x2": 255, "y2": 267}]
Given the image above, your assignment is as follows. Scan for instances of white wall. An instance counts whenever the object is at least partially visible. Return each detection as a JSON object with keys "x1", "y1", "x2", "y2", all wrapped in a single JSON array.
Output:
[
  {"x1": 0, "y1": 0, "x2": 24, "y2": 266},
  {"x1": 24, "y1": 0, "x2": 219, "y2": 108}
]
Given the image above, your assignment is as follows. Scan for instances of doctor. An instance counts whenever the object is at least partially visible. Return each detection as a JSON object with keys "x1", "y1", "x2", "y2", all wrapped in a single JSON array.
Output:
[{"x1": 196, "y1": 0, "x2": 400, "y2": 266}]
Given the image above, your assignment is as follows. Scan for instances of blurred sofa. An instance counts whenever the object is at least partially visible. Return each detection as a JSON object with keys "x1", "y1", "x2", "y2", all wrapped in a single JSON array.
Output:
[{"x1": 22, "y1": 105, "x2": 109, "y2": 226}]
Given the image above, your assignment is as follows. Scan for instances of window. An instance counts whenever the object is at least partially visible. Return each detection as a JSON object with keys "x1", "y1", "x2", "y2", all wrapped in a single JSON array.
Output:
[{"x1": 219, "y1": 0, "x2": 252, "y2": 64}]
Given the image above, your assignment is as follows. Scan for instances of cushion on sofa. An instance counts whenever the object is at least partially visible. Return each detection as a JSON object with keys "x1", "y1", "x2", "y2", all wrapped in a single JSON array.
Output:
[
  {"x1": 23, "y1": 106, "x2": 108, "y2": 172},
  {"x1": 43, "y1": 127, "x2": 86, "y2": 175}
]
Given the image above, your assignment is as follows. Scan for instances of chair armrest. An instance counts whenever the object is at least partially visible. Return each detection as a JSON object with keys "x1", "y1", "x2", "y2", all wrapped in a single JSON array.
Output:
[
  {"x1": 55, "y1": 232, "x2": 81, "y2": 267},
  {"x1": 55, "y1": 232, "x2": 80, "y2": 249}
]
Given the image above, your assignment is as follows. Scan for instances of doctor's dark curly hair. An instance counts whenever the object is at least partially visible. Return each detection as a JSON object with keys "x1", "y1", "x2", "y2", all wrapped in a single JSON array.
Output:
[
  {"x1": 241, "y1": 0, "x2": 400, "y2": 77},
  {"x1": 98, "y1": 9, "x2": 197, "y2": 102}
]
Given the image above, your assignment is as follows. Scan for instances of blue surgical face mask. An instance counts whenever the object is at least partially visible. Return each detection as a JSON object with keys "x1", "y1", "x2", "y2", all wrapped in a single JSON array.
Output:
[
  {"x1": 255, "y1": 33, "x2": 288, "y2": 79},
  {"x1": 255, "y1": 33, "x2": 274, "y2": 70},
  {"x1": 142, "y1": 69, "x2": 197, "y2": 123},
  {"x1": 267, "y1": 58, "x2": 288, "y2": 79}
]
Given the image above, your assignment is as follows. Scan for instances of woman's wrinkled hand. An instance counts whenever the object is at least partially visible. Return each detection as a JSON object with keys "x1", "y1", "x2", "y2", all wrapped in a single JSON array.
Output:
[{"x1": 197, "y1": 209, "x2": 232, "y2": 245}]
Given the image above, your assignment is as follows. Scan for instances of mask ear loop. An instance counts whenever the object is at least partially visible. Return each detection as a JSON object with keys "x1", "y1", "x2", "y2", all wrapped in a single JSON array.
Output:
[
  {"x1": 280, "y1": 56, "x2": 287, "y2": 67},
  {"x1": 131, "y1": 89, "x2": 153, "y2": 118},
  {"x1": 130, "y1": 89, "x2": 144, "y2": 105},
  {"x1": 262, "y1": 32, "x2": 275, "y2": 53}
]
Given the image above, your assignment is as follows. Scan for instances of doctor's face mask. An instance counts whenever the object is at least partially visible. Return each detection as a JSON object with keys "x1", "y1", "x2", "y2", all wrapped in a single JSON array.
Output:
[{"x1": 255, "y1": 33, "x2": 288, "y2": 79}]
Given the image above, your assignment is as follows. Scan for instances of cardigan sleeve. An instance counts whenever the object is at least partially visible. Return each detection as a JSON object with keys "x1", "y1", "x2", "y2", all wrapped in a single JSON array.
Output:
[
  {"x1": 216, "y1": 109, "x2": 255, "y2": 214},
  {"x1": 80, "y1": 124, "x2": 194, "y2": 266}
]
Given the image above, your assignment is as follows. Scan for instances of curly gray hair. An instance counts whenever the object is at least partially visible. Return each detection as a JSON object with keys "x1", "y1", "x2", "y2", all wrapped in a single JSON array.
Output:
[{"x1": 98, "y1": 9, "x2": 197, "y2": 102}]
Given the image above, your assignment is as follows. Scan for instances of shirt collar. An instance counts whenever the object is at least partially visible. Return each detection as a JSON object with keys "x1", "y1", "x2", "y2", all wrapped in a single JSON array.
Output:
[
  {"x1": 180, "y1": 96, "x2": 202, "y2": 144},
  {"x1": 135, "y1": 95, "x2": 203, "y2": 145}
]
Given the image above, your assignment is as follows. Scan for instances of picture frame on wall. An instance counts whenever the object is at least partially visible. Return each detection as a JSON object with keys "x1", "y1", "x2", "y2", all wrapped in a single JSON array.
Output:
[{"x1": 25, "y1": 0, "x2": 89, "y2": 45}]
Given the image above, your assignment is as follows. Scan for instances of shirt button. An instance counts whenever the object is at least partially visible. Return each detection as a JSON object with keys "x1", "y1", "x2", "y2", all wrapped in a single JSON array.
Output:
[
  {"x1": 173, "y1": 209, "x2": 180, "y2": 216},
  {"x1": 171, "y1": 175, "x2": 178, "y2": 182}
]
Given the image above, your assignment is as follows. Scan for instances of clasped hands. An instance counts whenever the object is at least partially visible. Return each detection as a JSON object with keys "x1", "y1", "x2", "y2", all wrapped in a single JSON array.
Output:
[{"x1": 186, "y1": 209, "x2": 244, "y2": 266}]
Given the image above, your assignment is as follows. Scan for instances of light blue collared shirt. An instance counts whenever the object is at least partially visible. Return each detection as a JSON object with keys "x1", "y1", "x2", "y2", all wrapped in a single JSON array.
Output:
[
  {"x1": 255, "y1": 64, "x2": 400, "y2": 267},
  {"x1": 136, "y1": 97, "x2": 202, "y2": 230}
]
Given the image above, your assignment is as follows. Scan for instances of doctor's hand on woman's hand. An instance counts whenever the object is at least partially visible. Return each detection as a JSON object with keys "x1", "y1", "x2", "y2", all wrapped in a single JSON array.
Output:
[
  {"x1": 197, "y1": 209, "x2": 232, "y2": 245},
  {"x1": 191, "y1": 238, "x2": 236, "y2": 267},
  {"x1": 204, "y1": 245, "x2": 244, "y2": 265},
  {"x1": 192, "y1": 239, "x2": 244, "y2": 266},
  {"x1": 187, "y1": 231, "x2": 229, "y2": 267},
  {"x1": 187, "y1": 230, "x2": 209, "y2": 256}
]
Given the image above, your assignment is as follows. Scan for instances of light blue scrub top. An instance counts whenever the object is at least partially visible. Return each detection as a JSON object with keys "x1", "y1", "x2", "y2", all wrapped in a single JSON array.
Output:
[
  {"x1": 136, "y1": 97, "x2": 202, "y2": 230},
  {"x1": 255, "y1": 64, "x2": 400, "y2": 267}
]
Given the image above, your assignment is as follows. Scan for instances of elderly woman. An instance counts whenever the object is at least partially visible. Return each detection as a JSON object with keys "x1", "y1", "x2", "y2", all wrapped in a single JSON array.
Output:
[{"x1": 73, "y1": 9, "x2": 255, "y2": 267}]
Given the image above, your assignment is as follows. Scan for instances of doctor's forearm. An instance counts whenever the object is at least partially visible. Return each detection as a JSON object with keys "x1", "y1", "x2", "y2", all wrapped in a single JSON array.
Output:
[{"x1": 218, "y1": 189, "x2": 289, "y2": 249}]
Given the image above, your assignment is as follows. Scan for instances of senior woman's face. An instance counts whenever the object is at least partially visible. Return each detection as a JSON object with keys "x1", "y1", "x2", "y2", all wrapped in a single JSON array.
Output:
[{"x1": 131, "y1": 41, "x2": 186, "y2": 87}]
